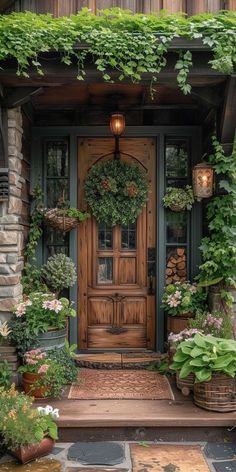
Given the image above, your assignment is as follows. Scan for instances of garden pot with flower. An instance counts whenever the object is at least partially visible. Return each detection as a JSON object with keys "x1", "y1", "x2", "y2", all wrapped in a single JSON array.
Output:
[
  {"x1": 19, "y1": 349, "x2": 66, "y2": 399},
  {"x1": 161, "y1": 281, "x2": 207, "y2": 334},
  {"x1": 10, "y1": 292, "x2": 76, "y2": 354},
  {"x1": 0, "y1": 385, "x2": 59, "y2": 464}
]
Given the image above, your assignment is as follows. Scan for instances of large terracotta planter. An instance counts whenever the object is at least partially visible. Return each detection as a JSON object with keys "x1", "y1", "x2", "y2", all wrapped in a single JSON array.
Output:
[
  {"x1": 167, "y1": 312, "x2": 193, "y2": 334},
  {"x1": 11, "y1": 437, "x2": 55, "y2": 464},
  {"x1": 22, "y1": 372, "x2": 49, "y2": 399}
]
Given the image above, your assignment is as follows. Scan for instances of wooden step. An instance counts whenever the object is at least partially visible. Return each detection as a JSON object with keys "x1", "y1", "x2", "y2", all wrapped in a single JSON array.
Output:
[{"x1": 75, "y1": 351, "x2": 164, "y2": 369}]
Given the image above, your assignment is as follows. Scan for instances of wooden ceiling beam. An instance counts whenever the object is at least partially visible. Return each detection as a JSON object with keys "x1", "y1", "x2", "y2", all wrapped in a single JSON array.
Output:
[
  {"x1": 0, "y1": 1, "x2": 15, "y2": 12},
  {"x1": 4, "y1": 87, "x2": 44, "y2": 108}
]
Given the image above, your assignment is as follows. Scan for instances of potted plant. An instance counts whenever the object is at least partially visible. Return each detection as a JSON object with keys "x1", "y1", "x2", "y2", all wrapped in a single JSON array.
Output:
[
  {"x1": 163, "y1": 186, "x2": 194, "y2": 212},
  {"x1": 167, "y1": 328, "x2": 202, "y2": 395},
  {"x1": 161, "y1": 281, "x2": 207, "y2": 333},
  {"x1": 19, "y1": 349, "x2": 66, "y2": 398},
  {"x1": 188, "y1": 310, "x2": 233, "y2": 339},
  {"x1": 45, "y1": 206, "x2": 89, "y2": 233},
  {"x1": 9, "y1": 292, "x2": 76, "y2": 354},
  {"x1": 171, "y1": 333, "x2": 236, "y2": 412},
  {"x1": 0, "y1": 385, "x2": 59, "y2": 463},
  {"x1": 41, "y1": 253, "x2": 77, "y2": 297}
]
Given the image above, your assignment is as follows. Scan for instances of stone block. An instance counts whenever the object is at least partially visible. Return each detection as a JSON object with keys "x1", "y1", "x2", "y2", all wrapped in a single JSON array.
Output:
[
  {"x1": 0, "y1": 275, "x2": 20, "y2": 286},
  {"x1": 0, "y1": 247, "x2": 18, "y2": 253},
  {"x1": 0, "y1": 283, "x2": 22, "y2": 298},
  {"x1": 0, "y1": 231, "x2": 18, "y2": 245},
  {"x1": 9, "y1": 186, "x2": 22, "y2": 198},
  {"x1": 0, "y1": 215, "x2": 20, "y2": 224},
  {"x1": 8, "y1": 157, "x2": 22, "y2": 174},
  {"x1": 0, "y1": 255, "x2": 6, "y2": 263},
  {"x1": 0, "y1": 266, "x2": 12, "y2": 275},
  {"x1": 0, "y1": 297, "x2": 20, "y2": 312},
  {"x1": 10, "y1": 261, "x2": 24, "y2": 272},
  {"x1": 7, "y1": 254, "x2": 18, "y2": 264},
  {"x1": 8, "y1": 196, "x2": 22, "y2": 215}
]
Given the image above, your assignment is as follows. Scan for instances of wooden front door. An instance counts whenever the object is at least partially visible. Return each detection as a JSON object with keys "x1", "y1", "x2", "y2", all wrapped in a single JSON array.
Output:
[{"x1": 78, "y1": 137, "x2": 156, "y2": 350}]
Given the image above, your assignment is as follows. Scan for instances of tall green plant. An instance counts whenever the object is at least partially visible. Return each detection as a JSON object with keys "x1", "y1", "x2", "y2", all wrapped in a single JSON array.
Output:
[
  {"x1": 22, "y1": 183, "x2": 46, "y2": 295},
  {"x1": 197, "y1": 137, "x2": 236, "y2": 305},
  {"x1": 0, "y1": 9, "x2": 235, "y2": 94}
]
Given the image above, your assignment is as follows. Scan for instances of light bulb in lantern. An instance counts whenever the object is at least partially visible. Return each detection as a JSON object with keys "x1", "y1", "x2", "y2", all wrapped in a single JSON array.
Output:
[
  {"x1": 110, "y1": 113, "x2": 125, "y2": 136},
  {"x1": 192, "y1": 163, "x2": 214, "y2": 200}
]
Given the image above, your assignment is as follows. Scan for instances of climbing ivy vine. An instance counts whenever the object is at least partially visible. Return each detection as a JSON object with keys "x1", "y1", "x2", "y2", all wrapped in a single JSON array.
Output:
[{"x1": 0, "y1": 8, "x2": 235, "y2": 93}]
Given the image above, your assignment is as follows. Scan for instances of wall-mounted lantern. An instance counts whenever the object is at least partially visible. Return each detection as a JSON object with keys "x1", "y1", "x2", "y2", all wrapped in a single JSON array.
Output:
[
  {"x1": 192, "y1": 162, "x2": 214, "y2": 201},
  {"x1": 110, "y1": 113, "x2": 125, "y2": 160}
]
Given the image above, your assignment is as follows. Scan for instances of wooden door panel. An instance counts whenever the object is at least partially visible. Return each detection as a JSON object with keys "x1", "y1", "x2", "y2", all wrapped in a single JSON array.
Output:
[
  {"x1": 88, "y1": 297, "x2": 113, "y2": 325},
  {"x1": 88, "y1": 326, "x2": 147, "y2": 349},
  {"x1": 121, "y1": 297, "x2": 146, "y2": 325},
  {"x1": 119, "y1": 257, "x2": 136, "y2": 285},
  {"x1": 78, "y1": 137, "x2": 156, "y2": 350}
]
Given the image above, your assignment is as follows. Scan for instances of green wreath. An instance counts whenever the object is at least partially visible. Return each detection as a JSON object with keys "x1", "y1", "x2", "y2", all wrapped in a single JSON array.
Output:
[{"x1": 84, "y1": 159, "x2": 149, "y2": 225}]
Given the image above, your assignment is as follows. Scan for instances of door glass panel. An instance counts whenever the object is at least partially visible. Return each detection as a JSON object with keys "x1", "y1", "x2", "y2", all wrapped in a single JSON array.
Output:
[
  {"x1": 46, "y1": 140, "x2": 68, "y2": 177},
  {"x1": 165, "y1": 139, "x2": 188, "y2": 178},
  {"x1": 98, "y1": 223, "x2": 113, "y2": 249},
  {"x1": 46, "y1": 178, "x2": 69, "y2": 208},
  {"x1": 97, "y1": 257, "x2": 113, "y2": 284},
  {"x1": 166, "y1": 211, "x2": 187, "y2": 244},
  {"x1": 121, "y1": 223, "x2": 136, "y2": 250}
]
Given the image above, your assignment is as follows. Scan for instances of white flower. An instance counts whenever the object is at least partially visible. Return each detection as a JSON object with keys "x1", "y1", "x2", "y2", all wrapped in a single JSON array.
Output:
[
  {"x1": 37, "y1": 405, "x2": 60, "y2": 418},
  {"x1": 0, "y1": 321, "x2": 11, "y2": 338},
  {"x1": 15, "y1": 302, "x2": 27, "y2": 317},
  {"x1": 174, "y1": 290, "x2": 182, "y2": 299}
]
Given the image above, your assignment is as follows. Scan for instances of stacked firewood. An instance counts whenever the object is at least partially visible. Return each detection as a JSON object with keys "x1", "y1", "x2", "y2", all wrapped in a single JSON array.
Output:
[{"x1": 166, "y1": 248, "x2": 187, "y2": 285}]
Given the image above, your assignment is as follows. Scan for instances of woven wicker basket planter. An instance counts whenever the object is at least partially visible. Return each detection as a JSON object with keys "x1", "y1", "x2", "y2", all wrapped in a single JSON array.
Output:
[
  {"x1": 194, "y1": 373, "x2": 236, "y2": 412},
  {"x1": 44, "y1": 209, "x2": 78, "y2": 233},
  {"x1": 169, "y1": 203, "x2": 186, "y2": 212},
  {"x1": 176, "y1": 371, "x2": 194, "y2": 396}
]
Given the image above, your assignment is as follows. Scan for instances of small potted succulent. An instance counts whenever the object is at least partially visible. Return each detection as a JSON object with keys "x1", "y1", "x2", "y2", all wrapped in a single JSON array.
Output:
[
  {"x1": 0, "y1": 385, "x2": 59, "y2": 463},
  {"x1": 171, "y1": 334, "x2": 236, "y2": 412},
  {"x1": 161, "y1": 281, "x2": 207, "y2": 333},
  {"x1": 163, "y1": 185, "x2": 194, "y2": 212},
  {"x1": 18, "y1": 348, "x2": 66, "y2": 398}
]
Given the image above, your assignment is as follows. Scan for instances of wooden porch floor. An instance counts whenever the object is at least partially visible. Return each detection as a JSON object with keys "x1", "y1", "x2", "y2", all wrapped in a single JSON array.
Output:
[{"x1": 35, "y1": 380, "x2": 236, "y2": 430}]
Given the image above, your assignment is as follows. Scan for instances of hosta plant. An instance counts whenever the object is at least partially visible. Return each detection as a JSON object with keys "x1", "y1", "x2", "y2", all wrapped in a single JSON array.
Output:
[{"x1": 171, "y1": 334, "x2": 236, "y2": 383}]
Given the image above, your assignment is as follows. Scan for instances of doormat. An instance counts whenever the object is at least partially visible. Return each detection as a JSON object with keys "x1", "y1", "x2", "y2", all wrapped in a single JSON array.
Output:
[{"x1": 68, "y1": 369, "x2": 174, "y2": 400}]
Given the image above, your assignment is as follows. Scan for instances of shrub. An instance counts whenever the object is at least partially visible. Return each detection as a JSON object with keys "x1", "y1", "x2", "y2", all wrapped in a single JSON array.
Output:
[{"x1": 41, "y1": 254, "x2": 77, "y2": 296}]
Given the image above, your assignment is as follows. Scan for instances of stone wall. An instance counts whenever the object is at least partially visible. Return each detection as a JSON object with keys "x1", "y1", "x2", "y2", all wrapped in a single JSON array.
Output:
[{"x1": 0, "y1": 107, "x2": 30, "y2": 321}]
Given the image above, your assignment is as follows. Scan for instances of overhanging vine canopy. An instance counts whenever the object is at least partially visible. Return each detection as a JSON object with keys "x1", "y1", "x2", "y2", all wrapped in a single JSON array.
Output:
[{"x1": 0, "y1": 8, "x2": 235, "y2": 94}]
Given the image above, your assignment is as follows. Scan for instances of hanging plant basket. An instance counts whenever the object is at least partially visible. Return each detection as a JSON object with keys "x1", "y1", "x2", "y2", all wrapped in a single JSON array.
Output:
[
  {"x1": 85, "y1": 160, "x2": 149, "y2": 226},
  {"x1": 163, "y1": 186, "x2": 194, "y2": 212},
  {"x1": 44, "y1": 208, "x2": 89, "y2": 233}
]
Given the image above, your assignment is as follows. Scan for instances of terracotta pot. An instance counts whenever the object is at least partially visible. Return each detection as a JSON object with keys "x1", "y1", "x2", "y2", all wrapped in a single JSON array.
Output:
[
  {"x1": 167, "y1": 313, "x2": 193, "y2": 334},
  {"x1": 11, "y1": 437, "x2": 55, "y2": 464},
  {"x1": 22, "y1": 372, "x2": 49, "y2": 399}
]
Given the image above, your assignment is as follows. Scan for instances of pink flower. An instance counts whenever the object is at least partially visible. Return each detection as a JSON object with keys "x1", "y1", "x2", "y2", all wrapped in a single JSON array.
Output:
[
  {"x1": 42, "y1": 299, "x2": 63, "y2": 313},
  {"x1": 168, "y1": 297, "x2": 180, "y2": 307},
  {"x1": 15, "y1": 302, "x2": 26, "y2": 317},
  {"x1": 174, "y1": 290, "x2": 182, "y2": 300},
  {"x1": 42, "y1": 300, "x2": 52, "y2": 310},
  {"x1": 38, "y1": 364, "x2": 49, "y2": 374}
]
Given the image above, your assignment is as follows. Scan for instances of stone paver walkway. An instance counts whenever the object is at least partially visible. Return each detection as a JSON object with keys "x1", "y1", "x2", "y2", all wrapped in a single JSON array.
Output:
[{"x1": 0, "y1": 441, "x2": 236, "y2": 471}]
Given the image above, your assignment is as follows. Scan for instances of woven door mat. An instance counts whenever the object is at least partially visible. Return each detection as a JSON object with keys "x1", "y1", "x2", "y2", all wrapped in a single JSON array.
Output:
[{"x1": 68, "y1": 369, "x2": 174, "y2": 400}]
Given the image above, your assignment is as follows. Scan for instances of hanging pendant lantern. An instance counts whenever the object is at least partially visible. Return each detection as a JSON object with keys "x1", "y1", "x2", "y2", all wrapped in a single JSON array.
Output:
[
  {"x1": 192, "y1": 163, "x2": 214, "y2": 200},
  {"x1": 110, "y1": 113, "x2": 125, "y2": 136}
]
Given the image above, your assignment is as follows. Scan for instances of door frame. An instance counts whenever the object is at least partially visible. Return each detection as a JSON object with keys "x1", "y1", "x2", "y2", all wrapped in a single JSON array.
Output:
[{"x1": 32, "y1": 125, "x2": 202, "y2": 352}]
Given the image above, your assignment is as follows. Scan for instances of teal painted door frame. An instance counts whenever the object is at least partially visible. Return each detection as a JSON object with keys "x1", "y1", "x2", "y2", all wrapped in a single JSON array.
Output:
[{"x1": 32, "y1": 125, "x2": 202, "y2": 352}]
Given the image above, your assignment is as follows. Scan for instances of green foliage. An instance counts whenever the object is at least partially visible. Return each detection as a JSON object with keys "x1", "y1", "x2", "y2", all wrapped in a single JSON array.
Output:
[
  {"x1": 188, "y1": 311, "x2": 233, "y2": 339},
  {"x1": 0, "y1": 9, "x2": 235, "y2": 94},
  {"x1": 85, "y1": 159, "x2": 149, "y2": 225},
  {"x1": 48, "y1": 346, "x2": 78, "y2": 384},
  {"x1": 0, "y1": 385, "x2": 58, "y2": 449},
  {"x1": 22, "y1": 183, "x2": 46, "y2": 295},
  {"x1": 163, "y1": 185, "x2": 194, "y2": 211},
  {"x1": 0, "y1": 361, "x2": 11, "y2": 390},
  {"x1": 197, "y1": 137, "x2": 236, "y2": 291},
  {"x1": 58, "y1": 207, "x2": 89, "y2": 220},
  {"x1": 41, "y1": 254, "x2": 77, "y2": 295},
  {"x1": 171, "y1": 334, "x2": 236, "y2": 383},
  {"x1": 161, "y1": 281, "x2": 207, "y2": 316}
]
